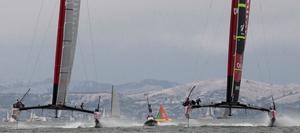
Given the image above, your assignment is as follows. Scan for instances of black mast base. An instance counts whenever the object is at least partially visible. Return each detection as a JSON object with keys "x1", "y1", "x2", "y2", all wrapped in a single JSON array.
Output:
[
  {"x1": 18, "y1": 104, "x2": 94, "y2": 114},
  {"x1": 191, "y1": 101, "x2": 270, "y2": 112}
]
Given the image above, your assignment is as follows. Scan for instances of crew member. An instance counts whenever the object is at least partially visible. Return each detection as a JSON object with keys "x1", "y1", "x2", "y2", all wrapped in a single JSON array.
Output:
[
  {"x1": 94, "y1": 109, "x2": 101, "y2": 128},
  {"x1": 196, "y1": 98, "x2": 201, "y2": 105},
  {"x1": 80, "y1": 102, "x2": 84, "y2": 109}
]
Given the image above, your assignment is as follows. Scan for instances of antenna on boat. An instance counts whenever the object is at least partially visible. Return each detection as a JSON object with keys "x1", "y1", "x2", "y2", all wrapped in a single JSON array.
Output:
[
  {"x1": 19, "y1": 88, "x2": 31, "y2": 102},
  {"x1": 145, "y1": 93, "x2": 152, "y2": 114}
]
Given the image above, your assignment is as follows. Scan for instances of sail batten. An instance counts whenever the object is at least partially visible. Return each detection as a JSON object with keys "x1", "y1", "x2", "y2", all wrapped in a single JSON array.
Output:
[{"x1": 53, "y1": 0, "x2": 81, "y2": 105}]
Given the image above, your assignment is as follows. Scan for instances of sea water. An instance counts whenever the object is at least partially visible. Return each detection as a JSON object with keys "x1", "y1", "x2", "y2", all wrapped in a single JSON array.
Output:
[
  {"x1": 0, "y1": 125, "x2": 300, "y2": 133},
  {"x1": 1, "y1": 115, "x2": 300, "y2": 133}
]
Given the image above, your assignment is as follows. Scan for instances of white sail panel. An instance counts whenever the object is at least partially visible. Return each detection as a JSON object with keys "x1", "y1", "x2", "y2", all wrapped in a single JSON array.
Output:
[
  {"x1": 56, "y1": 0, "x2": 81, "y2": 105},
  {"x1": 111, "y1": 88, "x2": 121, "y2": 118}
]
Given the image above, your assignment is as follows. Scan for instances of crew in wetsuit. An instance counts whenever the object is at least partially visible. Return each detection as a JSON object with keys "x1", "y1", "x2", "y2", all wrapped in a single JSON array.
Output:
[
  {"x1": 269, "y1": 107, "x2": 276, "y2": 119},
  {"x1": 268, "y1": 106, "x2": 276, "y2": 126},
  {"x1": 196, "y1": 98, "x2": 201, "y2": 105},
  {"x1": 80, "y1": 102, "x2": 84, "y2": 109},
  {"x1": 183, "y1": 97, "x2": 199, "y2": 106},
  {"x1": 94, "y1": 109, "x2": 101, "y2": 128},
  {"x1": 13, "y1": 99, "x2": 25, "y2": 108},
  {"x1": 182, "y1": 98, "x2": 190, "y2": 106}
]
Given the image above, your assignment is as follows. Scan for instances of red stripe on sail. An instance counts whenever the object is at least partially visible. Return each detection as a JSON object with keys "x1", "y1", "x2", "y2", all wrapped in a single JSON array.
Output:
[
  {"x1": 53, "y1": 0, "x2": 66, "y2": 85},
  {"x1": 226, "y1": 0, "x2": 239, "y2": 102},
  {"x1": 227, "y1": 0, "x2": 238, "y2": 77}
]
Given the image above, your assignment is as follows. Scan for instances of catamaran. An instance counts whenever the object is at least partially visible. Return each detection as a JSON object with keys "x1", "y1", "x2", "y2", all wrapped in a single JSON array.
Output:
[
  {"x1": 144, "y1": 94, "x2": 158, "y2": 126},
  {"x1": 183, "y1": 0, "x2": 276, "y2": 127},
  {"x1": 11, "y1": 0, "x2": 101, "y2": 127}
]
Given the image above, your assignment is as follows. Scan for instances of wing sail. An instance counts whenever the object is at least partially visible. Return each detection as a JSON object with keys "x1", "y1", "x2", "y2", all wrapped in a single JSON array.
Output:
[
  {"x1": 226, "y1": 0, "x2": 239, "y2": 103},
  {"x1": 53, "y1": 0, "x2": 81, "y2": 105},
  {"x1": 232, "y1": 0, "x2": 251, "y2": 102}
]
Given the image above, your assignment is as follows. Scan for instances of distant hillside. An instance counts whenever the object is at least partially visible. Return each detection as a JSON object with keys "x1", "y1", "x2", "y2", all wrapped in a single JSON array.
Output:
[
  {"x1": 0, "y1": 79, "x2": 179, "y2": 94},
  {"x1": 0, "y1": 79, "x2": 300, "y2": 120}
]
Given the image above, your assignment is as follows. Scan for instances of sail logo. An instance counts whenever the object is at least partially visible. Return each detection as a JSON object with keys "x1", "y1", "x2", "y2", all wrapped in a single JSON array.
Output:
[{"x1": 234, "y1": 8, "x2": 239, "y2": 15}]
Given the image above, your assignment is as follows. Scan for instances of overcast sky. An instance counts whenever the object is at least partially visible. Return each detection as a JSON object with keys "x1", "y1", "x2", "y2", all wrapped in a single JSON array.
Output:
[{"x1": 0, "y1": 0, "x2": 299, "y2": 85}]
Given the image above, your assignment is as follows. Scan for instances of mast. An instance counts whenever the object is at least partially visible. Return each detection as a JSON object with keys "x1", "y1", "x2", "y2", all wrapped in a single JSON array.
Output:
[
  {"x1": 52, "y1": 0, "x2": 67, "y2": 105},
  {"x1": 226, "y1": 0, "x2": 251, "y2": 102}
]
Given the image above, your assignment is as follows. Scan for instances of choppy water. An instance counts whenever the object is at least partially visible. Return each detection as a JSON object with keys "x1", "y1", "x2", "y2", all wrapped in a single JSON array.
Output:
[
  {"x1": 1, "y1": 125, "x2": 300, "y2": 133},
  {"x1": 1, "y1": 115, "x2": 300, "y2": 133}
]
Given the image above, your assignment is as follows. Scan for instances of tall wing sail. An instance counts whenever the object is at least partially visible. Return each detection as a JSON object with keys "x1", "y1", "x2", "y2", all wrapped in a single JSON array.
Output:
[
  {"x1": 52, "y1": 0, "x2": 81, "y2": 105},
  {"x1": 227, "y1": 0, "x2": 251, "y2": 102},
  {"x1": 226, "y1": 0, "x2": 239, "y2": 103},
  {"x1": 111, "y1": 86, "x2": 121, "y2": 118}
]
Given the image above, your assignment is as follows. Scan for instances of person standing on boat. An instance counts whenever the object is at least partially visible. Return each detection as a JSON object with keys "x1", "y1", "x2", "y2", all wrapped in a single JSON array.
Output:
[
  {"x1": 94, "y1": 109, "x2": 101, "y2": 128},
  {"x1": 196, "y1": 98, "x2": 201, "y2": 105},
  {"x1": 269, "y1": 107, "x2": 276, "y2": 120},
  {"x1": 80, "y1": 102, "x2": 84, "y2": 109},
  {"x1": 13, "y1": 99, "x2": 25, "y2": 108}
]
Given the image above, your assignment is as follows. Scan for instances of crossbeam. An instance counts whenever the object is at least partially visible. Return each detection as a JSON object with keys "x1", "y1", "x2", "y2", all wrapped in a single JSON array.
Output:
[
  {"x1": 18, "y1": 104, "x2": 94, "y2": 114},
  {"x1": 191, "y1": 101, "x2": 270, "y2": 112}
]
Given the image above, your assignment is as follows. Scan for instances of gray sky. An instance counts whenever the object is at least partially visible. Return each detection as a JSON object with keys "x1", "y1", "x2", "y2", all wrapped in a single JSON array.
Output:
[{"x1": 0, "y1": 0, "x2": 299, "y2": 84}]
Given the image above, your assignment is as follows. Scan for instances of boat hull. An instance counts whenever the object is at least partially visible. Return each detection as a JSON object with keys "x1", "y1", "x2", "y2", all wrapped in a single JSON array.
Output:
[{"x1": 144, "y1": 119, "x2": 158, "y2": 127}]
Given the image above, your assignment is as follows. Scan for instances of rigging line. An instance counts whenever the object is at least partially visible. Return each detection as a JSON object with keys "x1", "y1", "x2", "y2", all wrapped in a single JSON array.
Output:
[
  {"x1": 258, "y1": 0, "x2": 272, "y2": 84},
  {"x1": 245, "y1": 2, "x2": 265, "y2": 83},
  {"x1": 211, "y1": 0, "x2": 227, "y2": 80},
  {"x1": 248, "y1": 31, "x2": 264, "y2": 83},
  {"x1": 76, "y1": 36, "x2": 88, "y2": 81},
  {"x1": 28, "y1": 1, "x2": 58, "y2": 83},
  {"x1": 195, "y1": 0, "x2": 214, "y2": 80},
  {"x1": 86, "y1": 0, "x2": 99, "y2": 82},
  {"x1": 24, "y1": 0, "x2": 44, "y2": 83}
]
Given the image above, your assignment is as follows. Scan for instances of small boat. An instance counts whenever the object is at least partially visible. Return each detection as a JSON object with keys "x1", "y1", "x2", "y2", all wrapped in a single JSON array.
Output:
[
  {"x1": 143, "y1": 94, "x2": 158, "y2": 126},
  {"x1": 27, "y1": 111, "x2": 47, "y2": 122},
  {"x1": 144, "y1": 116, "x2": 158, "y2": 127}
]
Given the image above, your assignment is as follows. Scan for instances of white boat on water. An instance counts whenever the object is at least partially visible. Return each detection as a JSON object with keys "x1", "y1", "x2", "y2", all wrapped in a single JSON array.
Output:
[{"x1": 27, "y1": 112, "x2": 47, "y2": 122}]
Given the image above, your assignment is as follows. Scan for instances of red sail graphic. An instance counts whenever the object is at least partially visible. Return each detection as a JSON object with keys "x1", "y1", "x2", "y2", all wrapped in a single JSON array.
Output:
[
  {"x1": 227, "y1": 0, "x2": 251, "y2": 102},
  {"x1": 52, "y1": 0, "x2": 66, "y2": 105},
  {"x1": 156, "y1": 105, "x2": 171, "y2": 122}
]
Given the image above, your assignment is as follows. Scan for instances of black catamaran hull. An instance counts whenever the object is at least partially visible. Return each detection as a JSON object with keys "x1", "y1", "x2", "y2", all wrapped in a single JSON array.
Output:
[
  {"x1": 190, "y1": 101, "x2": 276, "y2": 127},
  {"x1": 17, "y1": 104, "x2": 94, "y2": 114}
]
